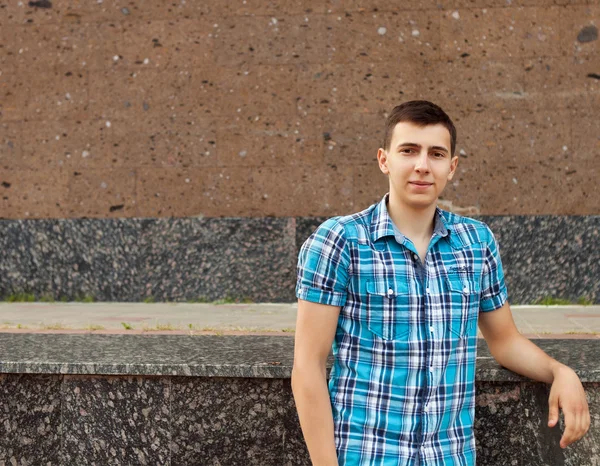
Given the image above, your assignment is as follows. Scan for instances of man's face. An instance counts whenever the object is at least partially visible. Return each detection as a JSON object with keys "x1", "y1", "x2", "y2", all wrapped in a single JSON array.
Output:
[{"x1": 377, "y1": 121, "x2": 458, "y2": 210}]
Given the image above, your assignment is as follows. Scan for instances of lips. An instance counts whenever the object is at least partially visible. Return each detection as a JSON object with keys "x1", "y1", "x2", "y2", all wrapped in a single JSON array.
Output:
[{"x1": 409, "y1": 181, "x2": 433, "y2": 186}]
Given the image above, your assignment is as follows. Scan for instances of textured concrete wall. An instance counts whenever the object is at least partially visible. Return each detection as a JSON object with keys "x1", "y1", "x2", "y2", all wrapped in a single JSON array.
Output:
[{"x1": 0, "y1": 1, "x2": 598, "y2": 220}]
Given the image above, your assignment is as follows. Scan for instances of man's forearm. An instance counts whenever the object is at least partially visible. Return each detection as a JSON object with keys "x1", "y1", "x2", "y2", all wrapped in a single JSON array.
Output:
[
  {"x1": 487, "y1": 332, "x2": 567, "y2": 384},
  {"x1": 291, "y1": 366, "x2": 338, "y2": 466}
]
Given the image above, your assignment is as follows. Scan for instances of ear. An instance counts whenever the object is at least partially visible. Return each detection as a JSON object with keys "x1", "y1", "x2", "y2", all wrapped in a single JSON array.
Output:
[
  {"x1": 377, "y1": 148, "x2": 389, "y2": 175},
  {"x1": 447, "y1": 155, "x2": 459, "y2": 180}
]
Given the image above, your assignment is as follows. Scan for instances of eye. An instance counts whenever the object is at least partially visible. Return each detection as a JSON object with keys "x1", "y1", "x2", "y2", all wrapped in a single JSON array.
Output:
[
  {"x1": 433, "y1": 152, "x2": 445, "y2": 158},
  {"x1": 400, "y1": 148, "x2": 414, "y2": 154}
]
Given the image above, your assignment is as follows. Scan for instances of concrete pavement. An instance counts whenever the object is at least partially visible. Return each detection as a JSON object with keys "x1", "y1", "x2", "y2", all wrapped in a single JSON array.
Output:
[{"x1": 0, "y1": 302, "x2": 599, "y2": 338}]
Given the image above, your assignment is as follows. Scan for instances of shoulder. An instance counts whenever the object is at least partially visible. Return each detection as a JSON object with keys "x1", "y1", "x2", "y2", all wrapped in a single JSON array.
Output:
[
  {"x1": 438, "y1": 208, "x2": 496, "y2": 247},
  {"x1": 312, "y1": 203, "x2": 378, "y2": 244}
]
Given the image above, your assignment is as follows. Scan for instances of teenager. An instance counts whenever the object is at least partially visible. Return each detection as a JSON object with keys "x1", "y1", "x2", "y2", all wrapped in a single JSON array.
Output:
[{"x1": 291, "y1": 100, "x2": 590, "y2": 465}]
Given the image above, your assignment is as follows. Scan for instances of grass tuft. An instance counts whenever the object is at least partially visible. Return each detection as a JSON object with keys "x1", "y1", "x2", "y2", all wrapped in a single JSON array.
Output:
[
  {"x1": 86, "y1": 324, "x2": 105, "y2": 331},
  {"x1": 535, "y1": 296, "x2": 597, "y2": 306},
  {"x1": 142, "y1": 322, "x2": 180, "y2": 332},
  {"x1": 40, "y1": 323, "x2": 69, "y2": 330},
  {"x1": 187, "y1": 297, "x2": 211, "y2": 303}
]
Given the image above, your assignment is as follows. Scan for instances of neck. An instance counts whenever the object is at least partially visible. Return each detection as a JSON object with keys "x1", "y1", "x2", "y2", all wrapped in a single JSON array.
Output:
[{"x1": 386, "y1": 192, "x2": 437, "y2": 242}]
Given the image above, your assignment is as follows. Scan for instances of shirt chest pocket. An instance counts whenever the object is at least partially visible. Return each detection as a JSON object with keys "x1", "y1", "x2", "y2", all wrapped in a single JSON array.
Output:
[
  {"x1": 365, "y1": 279, "x2": 411, "y2": 341},
  {"x1": 445, "y1": 273, "x2": 480, "y2": 339}
]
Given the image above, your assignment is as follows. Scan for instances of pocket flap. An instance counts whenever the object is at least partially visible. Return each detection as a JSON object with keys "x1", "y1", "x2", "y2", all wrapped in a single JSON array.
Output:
[
  {"x1": 366, "y1": 279, "x2": 410, "y2": 297},
  {"x1": 445, "y1": 273, "x2": 477, "y2": 295}
]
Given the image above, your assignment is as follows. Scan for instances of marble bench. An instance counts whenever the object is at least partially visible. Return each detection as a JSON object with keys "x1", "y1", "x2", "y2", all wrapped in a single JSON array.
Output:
[{"x1": 0, "y1": 334, "x2": 598, "y2": 465}]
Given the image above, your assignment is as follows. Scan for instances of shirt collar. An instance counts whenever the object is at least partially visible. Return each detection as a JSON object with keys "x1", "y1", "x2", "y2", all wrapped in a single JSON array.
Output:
[{"x1": 371, "y1": 193, "x2": 450, "y2": 243}]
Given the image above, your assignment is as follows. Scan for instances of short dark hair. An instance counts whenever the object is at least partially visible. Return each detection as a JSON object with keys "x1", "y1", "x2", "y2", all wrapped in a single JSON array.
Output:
[{"x1": 382, "y1": 100, "x2": 457, "y2": 156}]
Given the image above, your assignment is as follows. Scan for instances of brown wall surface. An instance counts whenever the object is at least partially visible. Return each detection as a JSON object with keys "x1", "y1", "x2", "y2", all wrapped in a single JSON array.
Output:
[{"x1": 0, "y1": 0, "x2": 598, "y2": 219}]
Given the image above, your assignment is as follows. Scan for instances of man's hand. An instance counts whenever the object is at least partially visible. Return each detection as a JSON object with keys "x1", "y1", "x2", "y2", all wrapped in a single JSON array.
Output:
[
  {"x1": 548, "y1": 364, "x2": 591, "y2": 449},
  {"x1": 479, "y1": 302, "x2": 591, "y2": 449}
]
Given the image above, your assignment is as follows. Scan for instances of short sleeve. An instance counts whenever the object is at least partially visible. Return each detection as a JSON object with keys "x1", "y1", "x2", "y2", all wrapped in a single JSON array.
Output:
[
  {"x1": 479, "y1": 226, "x2": 509, "y2": 312},
  {"x1": 295, "y1": 217, "x2": 351, "y2": 307}
]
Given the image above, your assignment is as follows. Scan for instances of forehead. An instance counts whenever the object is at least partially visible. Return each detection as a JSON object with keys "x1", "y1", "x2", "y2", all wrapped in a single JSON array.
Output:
[{"x1": 390, "y1": 121, "x2": 451, "y2": 150}]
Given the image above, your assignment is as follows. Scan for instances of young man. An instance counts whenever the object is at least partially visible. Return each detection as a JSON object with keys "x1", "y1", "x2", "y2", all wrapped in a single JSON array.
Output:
[{"x1": 291, "y1": 100, "x2": 590, "y2": 466}]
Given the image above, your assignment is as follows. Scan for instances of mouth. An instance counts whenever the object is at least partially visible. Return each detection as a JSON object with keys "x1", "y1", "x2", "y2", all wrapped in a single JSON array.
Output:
[{"x1": 409, "y1": 182, "x2": 433, "y2": 186}]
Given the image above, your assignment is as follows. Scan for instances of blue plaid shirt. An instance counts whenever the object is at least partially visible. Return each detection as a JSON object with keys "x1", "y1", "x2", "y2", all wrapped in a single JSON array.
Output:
[{"x1": 296, "y1": 193, "x2": 508, "y2": 466}]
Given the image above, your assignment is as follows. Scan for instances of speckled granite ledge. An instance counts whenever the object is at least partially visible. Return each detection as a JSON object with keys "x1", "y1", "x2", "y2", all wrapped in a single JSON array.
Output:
[
  {"x1": 1, "y1": 335, "x2": 599, "y2": 465},
  {"x1": 0, "y1": 215, "x2": 599, "y2": 304},
  {"x1": 1, "y1": 334, "x2": 599, "y2": 382}
]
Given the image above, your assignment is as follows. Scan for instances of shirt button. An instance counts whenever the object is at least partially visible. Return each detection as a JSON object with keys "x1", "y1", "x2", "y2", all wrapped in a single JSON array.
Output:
[
  {"x1": 463, "y1": 285, "x2": 469, "y2": 293},
  {"x1": 426, "y1": 287, "x2": 431, "y2": 294},
  {"x1": 413, "y1": 254, "x2": 419, "y2": 261},
  {"x1": 429, "y1": 366, "x2": 434, "y2": 372},
  {"x1": 429, "y1": 326, "x2": 434, "y2": 333},
  {"x1": 387, "y1": 288, "x2": 394, "y2": 296}
]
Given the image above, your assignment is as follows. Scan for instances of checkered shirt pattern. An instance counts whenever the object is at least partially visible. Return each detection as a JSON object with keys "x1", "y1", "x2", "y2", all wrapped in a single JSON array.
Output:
[{"x1": 296, "y1": 193, "x2": 508, "y2": 466}]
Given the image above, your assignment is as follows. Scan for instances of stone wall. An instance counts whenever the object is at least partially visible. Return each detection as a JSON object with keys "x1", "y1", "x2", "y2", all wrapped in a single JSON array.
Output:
[
  {"x1": 1, "y1": 0, "x2": 598, "y2": 220},
  {"x1": 1, "y1": 214, "x2": 598, "y2": 303},
  {"x1": 0, "y1": 335, "x2": 599, "y2": 465}
]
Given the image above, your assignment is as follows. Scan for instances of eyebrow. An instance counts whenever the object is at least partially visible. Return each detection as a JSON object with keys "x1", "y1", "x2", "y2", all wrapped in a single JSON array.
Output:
[{"x1": 396, "y1": 142, "x2": 449, "y2": 153}]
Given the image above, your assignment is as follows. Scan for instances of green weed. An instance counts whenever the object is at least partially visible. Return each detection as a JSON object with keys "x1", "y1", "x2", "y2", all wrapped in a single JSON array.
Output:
[
  {"x1": 212, "y1": 296, "x2": 254, "y2": 305},
  {"x1": 6, "y1": 293, "x2": 36, "y2": 302},
  {"x1": 142, "y1": 322, "x2": 179, "y2": 332},
  {"x1": 187, "y1": 297, "x2": 211, "y2": 303},
  {"x1": 86, "y1": 324, "x2": 105, "y2": 331},
  {"x1": 41, "y1": 323, "x2": 69, "y2": 330},
  {"x1": 537, "y1": 297, "x2": 576, "y2": 306},
  {"x1": 577, "y1": 296, "x2": 593, "y2": 306}
]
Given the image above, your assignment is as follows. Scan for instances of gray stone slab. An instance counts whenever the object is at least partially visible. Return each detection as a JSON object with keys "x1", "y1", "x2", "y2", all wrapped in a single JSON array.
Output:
[
  {"x1": 474, "y1": 381, "x2": 600, "y2": 466},
  {"x1": 0, "y1": 220, "x2": 56, "y2": 297},
  {"x1": 1, "y1": 215, "x2": 599, "y2": 304},
  {"x1": 171, "y1": 377, "x2": 288, "y2": 465},
  {"x1": 0, "y1": 218, "x2": 145, "y2": 301},
  {"x1": 473, "y1": 382, "x2": 523, "y2": 466},
  {"x1": 281, "y1": 382, "x2": 311, "y2": 466},
  {"x1": 1, "y1": 334, "x2": 600, "y2": 384},
  {"x1": 481, "y1": 215, "x2": 600, "y2": 305},
  {"x1": 61, "y1": 375, "x2": 171, "y2": 465},
  {"x1": 0, "y1": 374, "x2": 62, "y2": 465},
  {"x1": 517, "y1": 382, "x2": 566, "y2": 466},
  {"x1": 0, "y1": 216, "x2": 298, "y2": 303},
  {"x1": 0, "y1": 334, "x2": 298, "y2": 377},
  {"x1": 138, "y1": 217, "x2": 297, "y2": 303}
]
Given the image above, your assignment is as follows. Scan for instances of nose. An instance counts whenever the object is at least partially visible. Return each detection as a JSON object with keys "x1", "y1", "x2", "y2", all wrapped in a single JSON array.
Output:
[{"x1": 414, "y1": 150, "x2": 430, "y2": 173}]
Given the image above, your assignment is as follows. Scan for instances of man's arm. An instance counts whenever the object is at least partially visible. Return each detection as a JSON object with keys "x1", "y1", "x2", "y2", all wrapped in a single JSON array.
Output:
[
  {"x1": 478, "y1": 302, "x2": 590, "y2": 448},
  {"x1": 291, "y1": 299, "x2": 340, "y2": 466}
]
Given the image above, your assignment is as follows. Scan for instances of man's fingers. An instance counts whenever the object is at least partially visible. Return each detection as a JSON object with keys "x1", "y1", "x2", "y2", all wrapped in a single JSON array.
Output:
[
  {"x1": 548, "y1": 395, "x2": 559, "y2": 427},
  {"x1": 559, "y1": 409, "x2": 576, "y2": 448}
]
